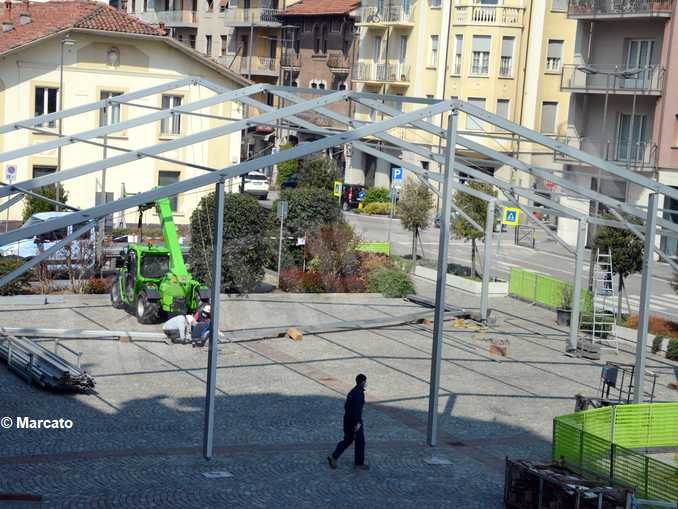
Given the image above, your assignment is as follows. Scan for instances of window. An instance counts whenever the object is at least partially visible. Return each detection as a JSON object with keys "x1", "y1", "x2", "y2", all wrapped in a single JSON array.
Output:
[
  {"x1": 373, "y1": 35, "x2": 382, "y2": 62},
  {"x1": 617, "y1": 113, "x2": 649, "y2": 162},
  {"x1": 452, "y1": 35, "x2": 463, "y2": 75},
  {"x1": 158, "y1": 171, "x2": 180, "y2": 211},
  {"x1": 35, "y1": 86, "x2": 58, "y2": 127},
  {"x1": 471, "y1": 35, "x2": 490, "y2": 75},
  {"x1": 500, "y1": 37, "x2": 514, "y2": 77},
  {"x1": 99, "y1": 91, "x2": 122, "y2": 127},
  {"x1": 429, "y1": 0, "x2": 441, "y2": 7},
  {"x1": 331, "y1": 19, "x2": 342, "y2": 32},
  {"x1": 206, "y1": 35, "x2": 212, "y2": 56},
  {"x1": 551, "y1": 0, "x2": 567, "y2": 11},
  {"x1": 496, "y1": 99, "x2": 509, "y2": 120},
  {"x1": 32, "y1": 165, "x2": 56, "y2": 179},
  {"x1": 321, "y1": 24, "x2": 328, "y2": 54},
  {"x1": 313, "y1": 24, "x2": 321, "y2": 54},
  {"x1": 206, "y1": 0, "x2": 213, "y2": 11},
  {"x1": 399, "y1": 35, "x2": 408, "y2": 62},
  {"x1": 546, "y1": 40, "x2": 563, "y2": 72},
  {"x1": 466, "y1": 97, "x2": 486, "y2": 131},
  {"x1": 220, "y1": 35, "x2": 228, "y2": 56},
  {"x1": 160, "y1": 95, "x2": 182, "y2": 135},
  {"x1": 429, "y1": 35, "x2": 439, "y2": 68},
  {"x1": 189, "y1": 34, "x2": 196, "y2": 49},
  {"x1": 540, "y1": 102, "x2": 558, "y2": 133}
]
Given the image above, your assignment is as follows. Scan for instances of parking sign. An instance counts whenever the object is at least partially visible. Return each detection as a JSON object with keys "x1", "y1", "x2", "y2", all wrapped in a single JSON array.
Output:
[
  {"x1": 391, "y1": 167, "x2": 404, "y2": 188},
  {"x1": 5, "y1": 165, "x2": 17, "y2": 184}
]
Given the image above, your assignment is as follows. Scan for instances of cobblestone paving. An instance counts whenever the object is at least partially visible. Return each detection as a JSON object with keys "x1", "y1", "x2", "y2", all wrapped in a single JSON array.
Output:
[{"x1": 0, "y1": 290, "x2": 675, "y2": 507}]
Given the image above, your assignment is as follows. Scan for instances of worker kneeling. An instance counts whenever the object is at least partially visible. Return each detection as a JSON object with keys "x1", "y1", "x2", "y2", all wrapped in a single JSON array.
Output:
[{"x1": 162, "y1": 304, "x2": 211, "y2": 345}]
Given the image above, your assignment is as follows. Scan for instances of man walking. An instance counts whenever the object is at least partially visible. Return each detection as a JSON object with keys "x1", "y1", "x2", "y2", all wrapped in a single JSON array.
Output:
[{"x1": 327, "y1": 374, "x2": 369, "y2": 470}]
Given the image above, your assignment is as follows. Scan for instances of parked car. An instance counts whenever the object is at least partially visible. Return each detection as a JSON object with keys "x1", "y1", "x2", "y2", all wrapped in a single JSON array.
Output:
[
  {"x1": 341, "y1": 184, "x2": 365, "y2": 211},
  {"x1": 280, "y1": 171, "x2": 301, "y2": 190},
  {"x1": 241, "y1": 171, "x2": 270, "y2": 199},
  {"x1": 0, "y1": 211, "x2": 96, "y2": 270}
]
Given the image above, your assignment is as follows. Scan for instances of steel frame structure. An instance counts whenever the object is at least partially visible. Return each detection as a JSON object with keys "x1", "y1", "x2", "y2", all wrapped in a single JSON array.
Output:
[{"x1": 0, "y1": 77, "x2": 675, "y2": 455}]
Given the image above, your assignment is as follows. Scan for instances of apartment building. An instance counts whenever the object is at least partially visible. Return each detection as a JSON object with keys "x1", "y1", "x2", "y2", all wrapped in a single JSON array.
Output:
[
  {"x1": 0, "y1": 0, "x2": 247, "y2": 225},
  {"x1": 559, "y1": 0, "x2": 678, "y2": 253},
  {"x1": 346, "y1": 0, "x2": 577, "y2": 205},
  {"x1": 280, "y1": 0, "x2": 357, "y2": 142}
]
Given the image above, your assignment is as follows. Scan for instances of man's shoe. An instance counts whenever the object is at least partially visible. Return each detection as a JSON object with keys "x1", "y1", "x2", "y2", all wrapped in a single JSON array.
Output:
[
  {"x1": 354, "y1": 464, "x2": 370, "y2": 471},
  {"x1": 327, "y1": 456, "x2": 337, "y2": 469}
]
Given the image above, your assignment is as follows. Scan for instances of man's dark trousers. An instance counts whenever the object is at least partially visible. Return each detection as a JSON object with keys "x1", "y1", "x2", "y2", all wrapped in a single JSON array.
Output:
[{"x1": 331, "y1": 418, "x2": 365, "y2": 465}]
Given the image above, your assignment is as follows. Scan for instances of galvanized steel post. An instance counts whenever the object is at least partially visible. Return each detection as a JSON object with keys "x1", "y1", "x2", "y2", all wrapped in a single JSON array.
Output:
[
  {"x1": 203, "y1": 179, "x2": 225, "y2": 459},
  {"x1": 480, "y1": 200, "x2": 496, "y2": 322},
  {"x1": 568, "y1": 219, "x2": 587, "y2": 352},
  {"x1": 427, "y1": 110, "x2": 457, "y2": 447}
]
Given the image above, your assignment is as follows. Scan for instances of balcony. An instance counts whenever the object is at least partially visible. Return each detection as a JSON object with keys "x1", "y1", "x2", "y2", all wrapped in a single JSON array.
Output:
[
  {"x1": 561, "y1": 64, "x2": 665, "y2": 95},
  {"x1": 454, "y1": 4, "x2": 524, "y2": 26},
  {"x1": 352, "y1": 61, "x2": 411, "y2": 84},
  {"x1": 355, "y1": 4, "x2": 414, "y2": 27},
  {"x1": 327, "y1": 53, "x2": 351, "y2": 73},
  {"x1": 567, "y1": 0, "x2": 673, "y2": 19},
  {"x1": 134, "y1": 10, "x2": 197, "y2": 27},
  {"x1": 223, "y1": 8, "x2": 282, "y2": 26},
  {"x1": 554, "y1": 136, "x2": 657, "y2": 170},
  {"x1": 219, "y1": 54, "x2": 279, "y2": 76}
]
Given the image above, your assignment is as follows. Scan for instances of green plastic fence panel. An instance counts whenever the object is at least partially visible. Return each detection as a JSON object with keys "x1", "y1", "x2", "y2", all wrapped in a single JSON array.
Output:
[
  {"x1": 356, "y1": 242, "x2": 390, "y2": 255},
  {"x1": 508, "y1": 269, "x2": 593, "y2": 311},
  {"x1": 613, "y1": 403, "x2": 678, "y2": 449}
]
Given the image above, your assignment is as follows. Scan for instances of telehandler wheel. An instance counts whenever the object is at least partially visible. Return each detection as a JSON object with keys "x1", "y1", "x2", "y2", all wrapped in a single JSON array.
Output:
[
  {"x1": 110, "y1": 276, "x2": 125, "y2": 309},
  {"x1": 136, "y1": 291, "x2": 161, "y2": 324}
]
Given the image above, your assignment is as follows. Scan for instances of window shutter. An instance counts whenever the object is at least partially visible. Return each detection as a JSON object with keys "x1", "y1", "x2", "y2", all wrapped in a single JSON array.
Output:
[
  {"x1": 501, "y1": 37, "x2": 514, "y2": 58},
  {"x1": 547, "y1": 40, "x2": 563, "y2": 59},
  {"x1": 472, "y1": 35, "x2": 491, "y2": 53}
]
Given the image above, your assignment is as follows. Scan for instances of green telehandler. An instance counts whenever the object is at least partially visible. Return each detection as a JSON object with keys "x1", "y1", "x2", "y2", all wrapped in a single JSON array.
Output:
[{"x1": 110, "y1": 197, "x2": 210, "y2": 324}]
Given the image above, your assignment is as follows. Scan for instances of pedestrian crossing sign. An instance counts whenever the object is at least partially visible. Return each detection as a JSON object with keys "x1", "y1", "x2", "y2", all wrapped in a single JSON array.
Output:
[
  {"x1": 502, "y1": 207, "x2": 520, "y2": 226},
  {"x1": 333, "y1": 181, "x2": 343, "y2": 197}
]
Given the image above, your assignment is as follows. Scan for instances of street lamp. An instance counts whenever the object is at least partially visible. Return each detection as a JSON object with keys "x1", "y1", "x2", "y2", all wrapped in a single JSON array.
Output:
[{"x1": 55, "y1": 36, "x2": 77, "y2": 210}]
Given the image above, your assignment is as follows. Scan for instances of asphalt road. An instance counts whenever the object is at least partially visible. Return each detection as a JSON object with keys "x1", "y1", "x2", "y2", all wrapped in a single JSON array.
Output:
[{"x1": 346, "y1": 212, "x2": 678, "y2": 320}]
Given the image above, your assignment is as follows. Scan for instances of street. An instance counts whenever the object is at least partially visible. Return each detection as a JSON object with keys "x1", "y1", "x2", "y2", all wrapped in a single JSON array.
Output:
[{"x1": 346, "y1": 212, "x2": 678, "y2": 320}]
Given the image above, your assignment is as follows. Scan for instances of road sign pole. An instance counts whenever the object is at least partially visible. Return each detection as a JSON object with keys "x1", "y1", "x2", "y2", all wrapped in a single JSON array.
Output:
[
  {"x1": 387, "y1": 187, "x2": 396, "y2": 253},
  {"x1": 277, "y1": 214, "x2": 285, "y2": 288}
]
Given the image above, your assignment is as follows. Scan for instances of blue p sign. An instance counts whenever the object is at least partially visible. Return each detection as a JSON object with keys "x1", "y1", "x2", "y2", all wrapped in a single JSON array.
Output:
[{"x1": 391, "y1": 167, "x2": 403, "y2": 182}]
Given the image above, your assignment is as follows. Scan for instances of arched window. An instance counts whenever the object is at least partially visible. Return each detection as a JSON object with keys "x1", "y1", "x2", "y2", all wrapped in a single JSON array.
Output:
[
  {"x1": 321, "y1": 23, "x2": 329, "y2": 54},
  {"x1": 313, "y1": 24, "x2": 321, "y2": 54}
]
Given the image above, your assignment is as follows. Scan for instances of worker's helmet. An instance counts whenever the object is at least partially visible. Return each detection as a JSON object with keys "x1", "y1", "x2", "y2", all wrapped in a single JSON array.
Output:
[{"x1": 200, "y1": 304, "x2": 211, "y2": 319}]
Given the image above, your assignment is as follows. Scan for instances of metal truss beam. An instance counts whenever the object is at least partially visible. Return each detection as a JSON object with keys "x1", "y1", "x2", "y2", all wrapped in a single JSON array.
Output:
[
  {"x1": 0, "y1": 193, "x2": 25, "y2": 214},
  {"x1": 1, "y1": 180, "x2": 79, "y2": 212},
  {"x1": 0, "y1": 98, "x2": 458, "y2": 245},
  {"x1": 0, "y1": 77, "x2": 198, "y2": 136}
]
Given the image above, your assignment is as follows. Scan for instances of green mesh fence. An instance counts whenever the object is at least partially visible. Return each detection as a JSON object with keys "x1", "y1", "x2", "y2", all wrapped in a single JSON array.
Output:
[
  {"x1": 509, "y1": 268, "x2": 592, "y2": 312},
  {"x1": 553, "y1": 403, "x2": 678, "y2": 502}
]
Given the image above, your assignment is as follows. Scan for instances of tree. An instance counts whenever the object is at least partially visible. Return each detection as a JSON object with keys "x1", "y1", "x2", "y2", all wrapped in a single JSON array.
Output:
[
  {"x1": 451, "y1": 181, "x2": 497, "y2": 278},
  {"x1": 275, "y1": 143, "x2": 298, "y2": 186},
  {"x1": 396, "y1": 178, "x2": 433, "y2": 266},
  {"x1": 298, "y1": 156, "x2": 340, "y2": 191},
  {"x1": 593, "y1": 214, "x2": 643, "y2": 318},
  {"x1": 22, "y1": 184, "x2": 68, "y2": 221},
  {"x1": 189, "y1": 192, "x2": 268, "y2": 294}
]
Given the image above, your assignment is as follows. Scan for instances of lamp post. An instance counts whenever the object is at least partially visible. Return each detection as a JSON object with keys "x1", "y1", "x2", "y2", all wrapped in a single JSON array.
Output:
[{"x1": 56, "y1": 36, "x2": 77, "y2": 211}]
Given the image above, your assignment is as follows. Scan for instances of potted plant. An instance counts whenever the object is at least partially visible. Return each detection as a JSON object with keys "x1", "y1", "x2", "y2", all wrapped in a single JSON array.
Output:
[{"x1": 556, "y1": 285, "x2": 573, "y2": 326}]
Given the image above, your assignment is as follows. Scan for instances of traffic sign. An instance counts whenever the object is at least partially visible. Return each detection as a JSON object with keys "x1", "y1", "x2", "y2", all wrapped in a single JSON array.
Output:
[
  {"x1": 391, "y1": 167, "x2": 404, "y2": 188},
  {"x1": 276, "y1": 200, "x2": 288, "y2": 221},
  {"x1": 333, "y1": 180, "x2": 342, "y2": 197},
  {"x1": 5, "y1": 165, "x2": 16, "y2": 184},
  {"x1": 502, "y1": 207, "x2": 520, "y2": 226},
  {"x1": 544, "y1": 180, "x2": 556, "y2": 191}
]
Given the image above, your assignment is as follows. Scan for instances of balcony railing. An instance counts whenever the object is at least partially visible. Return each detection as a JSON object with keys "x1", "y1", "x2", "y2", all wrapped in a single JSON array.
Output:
[
  {"x1": 561, "y1": 64, "x2": 665, "y2": 94},
  {"x1": 221, "y1": 54, "x2": 279, "y2": 75},
  {"x1": 135, "y1": 9, "x2": 197, "y2": 26},
  {"x1": 499, "y1": 56, "x2": 513, "y2": 77},
  {"x1": 454, "y1": 4, "x2": 524, "y2": 26},
  {"x1": 352, "y1": 62, "x2": 411, "y2": 83},
  {"x1": 355, "y1": 4, "x2": 413, "y2": 25},
  {"x1": 327, "y1": 52, "x2": 351, "y2": 71},
  {"x1": 554, "y1": 136, "x2": 658, "y2": 170},
  {"x1": 223, "y1": 8, "x2": 282, "y2": 25},
  {"x1": 567, "y1": 0, "x2": 673, "y2": 18}
]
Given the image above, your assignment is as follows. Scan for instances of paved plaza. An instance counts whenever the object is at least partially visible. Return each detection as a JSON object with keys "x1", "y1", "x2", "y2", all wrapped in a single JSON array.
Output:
[{"x1": 0, "y1": 281, "x2": 676, "y2": 508}]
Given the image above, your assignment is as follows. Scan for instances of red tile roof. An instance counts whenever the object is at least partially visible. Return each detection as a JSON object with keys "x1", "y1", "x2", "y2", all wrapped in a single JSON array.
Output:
[
  {"x1": 282, "y1": 0, "x2": 359, "y2": 16},
  {"x1": 0, "y1": 1, "x2": 164, "y2": 54}
]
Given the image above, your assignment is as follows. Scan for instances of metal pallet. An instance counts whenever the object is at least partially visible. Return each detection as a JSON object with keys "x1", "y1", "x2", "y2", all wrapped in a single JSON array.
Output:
[{"x1": 0, "y1": 335, "x2": 95, "y2": 392}]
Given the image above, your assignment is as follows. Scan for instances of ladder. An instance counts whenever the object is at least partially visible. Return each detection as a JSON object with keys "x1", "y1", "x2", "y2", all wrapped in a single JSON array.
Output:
[{"x1": 580, "y1": 249, "x2": 618, "y2": 353}]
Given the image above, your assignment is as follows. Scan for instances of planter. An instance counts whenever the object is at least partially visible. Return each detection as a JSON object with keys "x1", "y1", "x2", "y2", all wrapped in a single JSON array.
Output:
[
  {"x1": 414, "y1": 266, "x2": 508, "y2": 296},
  {"x1": 612, "y1": 324, "x2": 657, "y2": 353},
  {"x1": 556, "y1": 308, "x2": 571, "y2": 327}
]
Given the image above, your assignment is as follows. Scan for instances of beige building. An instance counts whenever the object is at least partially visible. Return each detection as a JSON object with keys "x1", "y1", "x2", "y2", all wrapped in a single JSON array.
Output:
[
  {"x1": 0, "y1": 0, "x2": 248, "y2": 226},
  {"x1": 347, "y1": 0, "x2": 577, "y2": 218}
]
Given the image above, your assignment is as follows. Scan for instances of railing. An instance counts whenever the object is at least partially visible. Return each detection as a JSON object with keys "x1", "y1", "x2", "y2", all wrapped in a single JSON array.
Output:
[
  {"x1": 553, "y1": 403, "x2": 678, "y2": 503},
  {"x1": 561, "y1": 64, "x2": 665, "y2": 94},
  {"x1": 135, "y1": 9, "x2": 197, "y2": 25},
  {"x1": 454, "y1": 4, "x2": 524, "y2": 26},
  {"x1": 554, "y1": 136, "x2": 658, "y2": 169},
  {"x1": 567, "y1": 0, "x2": 673, "y2": 17},
  {"x1": 225, "y1": 55, "x2": 279, "y2": 75},
  {"x1": 327, "y1": 52, "x2": 351, "y2": 70},
  {"x1": 499, "y1": 56, "x2": 513, "y2": 77},
  {"x1": 223, "y1": 7, "x2": 282, "y2": 25},
  {"x1": 281, "y1": 52, "x2": 301, "y2": 67},
  {"x1": 353, "y1": 62, "x2": 410, "y2": 82},
  {"x1": 356, "y1": 4, "x2": 413, "y2": 24}
]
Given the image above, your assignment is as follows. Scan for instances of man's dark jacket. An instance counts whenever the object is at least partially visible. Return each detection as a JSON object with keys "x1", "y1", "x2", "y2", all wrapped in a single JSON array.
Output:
[{"x1": 343, "y1": 385, "x2": 365, "y2": 426}]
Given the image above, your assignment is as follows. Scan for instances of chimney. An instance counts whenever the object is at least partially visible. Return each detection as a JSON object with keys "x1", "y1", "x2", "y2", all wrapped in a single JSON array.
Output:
[
  {"x1": 2, "y1": 0, "x2": 12, "y2": 32},
  {"x1": 19, "y1": 0, "x2": 30, "y2": 25}
]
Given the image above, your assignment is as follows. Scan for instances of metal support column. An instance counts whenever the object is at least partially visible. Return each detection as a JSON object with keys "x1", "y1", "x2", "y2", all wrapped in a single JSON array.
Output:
[
  {"x1": 480, "y1": 200, "x2": 496, "y2": 322},
  {"x1": 569, "y1": 219, "x2": 587, "y2": 352},
  {"x1": 633, "y1": 193, "x2": 658, "y2": 404},
  {"x1": 427, "y1": 110, "x2": 457, "y2": 447},
  {"x1": 203, "y1": 179, "x2": 225, "y2": 460}
]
